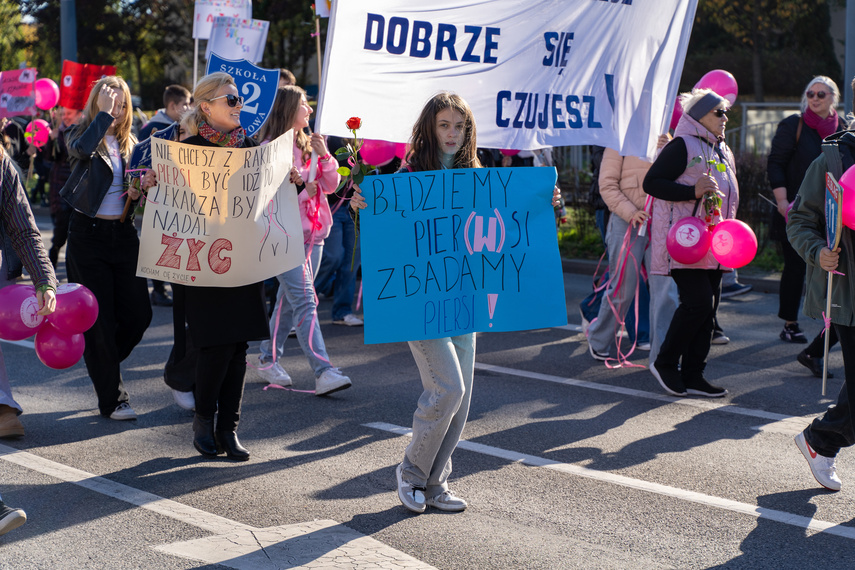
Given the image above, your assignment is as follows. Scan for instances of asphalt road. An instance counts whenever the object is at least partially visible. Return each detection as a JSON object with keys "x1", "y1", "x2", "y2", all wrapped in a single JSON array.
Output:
[{"x1": 0, "y1": 212, "x2": 852, "y2": 569}]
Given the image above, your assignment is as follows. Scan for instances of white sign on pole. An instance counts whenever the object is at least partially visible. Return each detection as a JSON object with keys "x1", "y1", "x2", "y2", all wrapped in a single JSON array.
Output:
[
  {"x1": 205, "y1": 17, "x2": 270, "y2": 64},
  {"x1": 316, "y1": 0, "x2": 697, "y2": 159},
  {"x1": 193, "y1": 0, "x2": 252, "y2": 40}
]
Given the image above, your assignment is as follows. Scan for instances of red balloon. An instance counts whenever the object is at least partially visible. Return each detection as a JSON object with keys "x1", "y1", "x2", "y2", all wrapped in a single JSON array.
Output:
[
  {"x1": 359, "y1": 139, "x2": 396, "y2": 166},
  {"x1": 34, "y1": 78, "x2": 60, "y2": 110},
  {"x1": 34, "y1": 321, "x2": 85, "y2": 370},
  {"x1": 26, "y1": 119, "x2": 50, "y2": 149},
  {"x1": 500, "y1": 149, "x2": 520, "y2": 156},
  {"x1": 694, "y1": 69, "x2": 739, "y2": 105},
  {"x1": 50, "y1": 283, "x2": 99, "y2": 334},
  {"x1": 0, "y1": 284, "x2": 45, "y2": 341},
  {"x1": 710, "y1": 219, "x2": 758, "y2": 269},
  {"x1": 839, "y1": 164, "x2": 855, "y2": 229},
  {"x1": 395, "y1": 142, "x2": 408, "y2": 160},
  {"x1": 666, "y1": 217, "x2": 711, "y2": 265}
]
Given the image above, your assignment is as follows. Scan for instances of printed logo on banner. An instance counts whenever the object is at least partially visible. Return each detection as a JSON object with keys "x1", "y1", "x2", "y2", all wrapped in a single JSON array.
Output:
[
  {"x1": 206, "y1": 54, "x2": 279, "y2": 138},
  {"x1": 0, "y1": 68, "x2": 37, "y2": 118},
  {"x1": 192, "y1": 0, "x2": 252, "y2": 39},
  {"x1": 826, "y1": 173, "x2": 843, "y2": 250}
]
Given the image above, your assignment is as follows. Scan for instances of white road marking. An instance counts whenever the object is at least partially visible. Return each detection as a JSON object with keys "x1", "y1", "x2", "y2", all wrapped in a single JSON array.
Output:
[
  {"x1": 474, "y1": 362, "x2": 816, "y2": 430},
  {"x1": 363, "y1": 422, "x2": 855, "y2": 540},
  {"x1": 0, "y1": 444, "x2": 435, "y2": 569}
]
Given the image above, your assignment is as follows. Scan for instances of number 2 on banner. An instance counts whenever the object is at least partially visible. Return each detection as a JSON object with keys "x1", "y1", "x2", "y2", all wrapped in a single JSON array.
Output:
[{"x1": 241, "y1": 82, "x2": 260, "y2": 114}]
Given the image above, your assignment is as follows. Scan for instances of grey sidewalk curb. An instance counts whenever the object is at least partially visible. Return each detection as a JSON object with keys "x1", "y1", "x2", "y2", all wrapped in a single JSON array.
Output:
[{"x1": 561, "y1": 258, "x2": 781, "y2": 295}]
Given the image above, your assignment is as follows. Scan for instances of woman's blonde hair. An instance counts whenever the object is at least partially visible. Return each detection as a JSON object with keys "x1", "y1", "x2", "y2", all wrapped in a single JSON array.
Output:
[
  {"x1": 257, "y1": 86, "x2": 311, "y2": 160},
  {"x1": 78, "y1": 76, "x2": 135, "y2": 157},
  {"x1": 185, "y1": 72, "x2": 237, "y2": 132}
]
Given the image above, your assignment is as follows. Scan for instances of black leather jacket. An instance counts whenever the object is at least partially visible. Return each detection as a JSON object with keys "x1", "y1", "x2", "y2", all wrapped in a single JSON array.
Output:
[{"x1": 60, "y1": 112, "x2": 138, "y2": 218}]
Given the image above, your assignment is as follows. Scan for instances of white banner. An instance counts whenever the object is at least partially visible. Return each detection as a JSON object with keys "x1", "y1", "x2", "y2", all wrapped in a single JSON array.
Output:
[
  {"x1": 316, "y1": 0, "x2": 697, "y2": 159},
  {"x1": 205, "y1": 17, "x2": 269, "y2": 63},
  {"x1": 137, "y1": 132, "x2": 304, "y2": 288},
  {"x1": 193, "y1": 0, "x2": 252, "y2": 40}
]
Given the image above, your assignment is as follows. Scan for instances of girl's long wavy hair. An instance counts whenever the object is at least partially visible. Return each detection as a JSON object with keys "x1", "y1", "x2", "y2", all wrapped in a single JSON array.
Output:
[
  {"x1": 406, "y1": 91, "x2": 480, "y2": 172},
  {"x1": 182, "y1": 72, "x2": 237, "y2": 137},
  {"x1": 78, "y1": 75, "x2": 135, "y2": 158},
  {"x1": 257, "y1": 86, "x2": 311, "y2": 161}
]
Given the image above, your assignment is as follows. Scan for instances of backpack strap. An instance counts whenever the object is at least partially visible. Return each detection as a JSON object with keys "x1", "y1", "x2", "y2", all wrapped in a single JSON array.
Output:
[{"x1": 795, "y1": 116, "x2": 803, "y2": 144}]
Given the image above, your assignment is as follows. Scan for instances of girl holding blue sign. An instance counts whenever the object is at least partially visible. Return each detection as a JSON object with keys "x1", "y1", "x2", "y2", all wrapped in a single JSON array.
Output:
[{"x1": 350, "y1": 92, "x2": 561, "y2": 514}]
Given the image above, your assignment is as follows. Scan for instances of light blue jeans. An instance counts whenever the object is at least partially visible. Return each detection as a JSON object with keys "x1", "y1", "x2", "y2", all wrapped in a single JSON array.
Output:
[
  {"x1": 401, "y1": 333, "x2": 476, "y2": 497},
  {"x1": 314, "y1": 205, "x2": 360, "y2": 321},
  {"x1": 259, "y1": 244, "x2": 332, "y2": 376},
  {"x1": 648, "y1": 274, "x2": 679, "y2": 365},
  {"x1": 0, "y1": 264, "x2": 21, "y2": 413}
]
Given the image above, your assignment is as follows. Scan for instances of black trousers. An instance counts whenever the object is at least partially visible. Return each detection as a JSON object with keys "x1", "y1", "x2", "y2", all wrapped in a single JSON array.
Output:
[
  {"x1": 805, "y1": 323, "x2": 855, "y2": 457},
  {"x1": 656, "y1": 268, "x2": 722, "y2": 380},
  {"x1": 194, "y1": 342, "x2": 248, "y2": 433},
  {"x1": 66, "y1": 212, "x2": 152, "y2": 416},
  {"x1": 49, "y1": 208, "x2": 71, "y2": 268},
  {"x1": 778, "y1": 237, "x2": 805, "y2": 322}
]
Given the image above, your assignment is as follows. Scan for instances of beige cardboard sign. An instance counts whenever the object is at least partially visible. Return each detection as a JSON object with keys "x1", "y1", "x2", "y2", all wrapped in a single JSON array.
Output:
[{"x1": 136, "y1": 131, "x2": 303, "y2": 287}]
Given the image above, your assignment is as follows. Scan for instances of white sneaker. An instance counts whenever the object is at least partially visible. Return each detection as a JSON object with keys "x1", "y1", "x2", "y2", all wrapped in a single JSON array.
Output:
[
  {"x1": 315, "y1": 367, "x2": 352, "y2": 396},
  {"x1": 426, "y1": 490, "x2": 467, "y2": 512},
  {"x1": 171, "y1": 389, "x2": 195, "y2": 411},
  {"x1": 795, "y1": 431, "x2": 841, "y2": 491},
  {"x1": 333, "y1": 314, "x2": 364, "y2": 326},
  {"x1": 396, "y1": 464, "x2": 426, "y2": 513},
  {"x1": 109, "y1": 402, "x2": 137, "y2": 421},
  {"x1": 254, "y1": 356, "x2": 293, "y2": 386}
]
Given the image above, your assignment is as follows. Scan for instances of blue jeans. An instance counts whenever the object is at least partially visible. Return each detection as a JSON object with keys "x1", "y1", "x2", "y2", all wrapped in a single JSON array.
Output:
[
  {"x1": 259, "y1": 244, "x2": 332, "y2": 376},
  {"x1": 314, "y1": 205, "x2": 360, "y2": 321},
  {"x1": 401, "y1": 333, "x2": 476, "y2": 497}
]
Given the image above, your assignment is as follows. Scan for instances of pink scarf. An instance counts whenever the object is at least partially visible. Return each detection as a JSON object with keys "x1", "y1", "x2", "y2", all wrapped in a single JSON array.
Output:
[{"x1": 803, "y1": 108, "x2": 839, "y2": 140}]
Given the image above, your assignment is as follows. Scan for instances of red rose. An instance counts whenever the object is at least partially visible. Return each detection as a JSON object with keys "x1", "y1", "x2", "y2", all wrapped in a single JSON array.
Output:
[{"x1": 346, "y1": 117, "x2": 362, "y2": 130}]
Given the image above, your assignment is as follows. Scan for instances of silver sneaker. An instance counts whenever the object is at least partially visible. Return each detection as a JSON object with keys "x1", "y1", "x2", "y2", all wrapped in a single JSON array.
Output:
[
  {"x1": 109, "y1": 402, "x2": 137, "y2": 421},
  {"x1": 795, "y1": 431, "x2": 841, "y2": 491},
  {"x1": 315, "y1": 367, "x2": 351, "y2": 396},
  {"x1": 171, "y1": 389, "x2": 195, "y2": 411},
  {"x1": 254, "y1": 356, "x2": 293, "y2": 387},
  {"x1": 426, "y1": 490, "x2": 467, "y2": 512},
  {"x1": 395, "y1": 464, "x2": 425, "y2": 513}
]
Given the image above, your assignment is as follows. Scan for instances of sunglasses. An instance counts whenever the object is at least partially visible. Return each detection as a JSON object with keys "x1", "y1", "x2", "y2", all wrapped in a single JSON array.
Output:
[
  {"x1": 210, "y1": 94, "x2": 244, "y2": 107},
  {"x1": 712, "y1": 108, "x2": 728, "y2": 118},
  {"x1": 806, "y1": 91, "x2": 828, "y2": 100}
]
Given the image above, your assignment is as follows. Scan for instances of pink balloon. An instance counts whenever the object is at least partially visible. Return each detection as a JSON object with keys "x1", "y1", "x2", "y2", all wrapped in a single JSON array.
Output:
[
  {"x1": 840, "y1": 164, "x2": 855, "y2": 229},
  {"x1": 34, "y1": 321, "x2": 85, "y2": 370},
  {"x1": 34, "y1": 78, "x2": 60, "y2": 110},
  {"x1": 50, "y1": 283, "x2": 99, "y2": 334},
  {"x1": 25, "y1": 119, "x2": 50, "y2": 149},
  {"x1": 0, "y1": 284, "x2": 45, "y2": 341},
  {"x1": 670, "y1": 99, "x2": 683, "y2": 131},
  {"x1": 395, "y1": 142, "x2": 408, "y2": 160},
  {"x1": 710, "y1": 219, "x2": 758, "y2": 269},
  {"x1": 666, "y1": 217, "x2": 712, "y2": 265},
  {"x1": 500, "y1": 149, "x2": 520, "y2": 156},
  {"x1": 694, "y1": 70, "x2": 738, "y2": 105},
  {"x1": 359, "y1": 139, "x2": 396, "y2": 166}
]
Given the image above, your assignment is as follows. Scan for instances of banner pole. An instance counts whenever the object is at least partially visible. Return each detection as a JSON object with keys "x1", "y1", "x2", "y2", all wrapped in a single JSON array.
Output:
[
  {"x1": 314, "y1": 14, "x2": 322, "y2": 89},
  {"x1": 193, "y1": 38, "x2": 199, "y2": 87},
  {"x1": 822, "y1": 273, "x2": 833, "y2": 396}
]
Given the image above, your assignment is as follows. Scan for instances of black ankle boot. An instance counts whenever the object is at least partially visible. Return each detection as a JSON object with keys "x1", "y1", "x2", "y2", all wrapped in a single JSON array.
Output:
[
  {"x1": 215, "y1": 430, "x2": 250, "y2": 461},
  {"x1": 193, "y1": 415, "x2": 219, "y2": 457}
]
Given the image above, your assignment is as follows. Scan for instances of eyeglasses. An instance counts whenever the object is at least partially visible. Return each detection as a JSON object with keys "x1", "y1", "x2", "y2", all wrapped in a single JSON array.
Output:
[
  {"x1": 209, "y1": 94, "x2": 244, "y2": 107},
  {"x1": 806, "y1": 91, "x2": 828, "y2": 100},
  {"x1": 712, "y1": 108, "x2": 728, "y2": 118}
]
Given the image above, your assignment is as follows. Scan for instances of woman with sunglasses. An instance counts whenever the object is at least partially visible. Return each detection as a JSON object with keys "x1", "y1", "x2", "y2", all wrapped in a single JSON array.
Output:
[
  {"x1": 643, "y1": 88, "x2": 739, "y2": 398},
  {"x1": 173, "y1": 72, "x2": 270, "y2": 460},
  {"x1": 768, "y1": 76, "x2": 844, "y2": 374}
]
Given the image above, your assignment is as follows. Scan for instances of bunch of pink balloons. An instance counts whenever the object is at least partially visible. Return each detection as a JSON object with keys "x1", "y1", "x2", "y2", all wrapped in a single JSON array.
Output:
[
  {"x1": 0, "y1": 283, "x2": 98, "y2": 369},
  {"x1": 839, "y1": 164, "x2": 855, "y2": 229},
  {"x1": 694, "y1": 70, "x2": 738, "y2": 105},
  {"x1": 34, "y1": 78, "x2": 60, "y2": 110},
  {"x1": 666, "y1": 216, "x2": 757, "y2": 269}
]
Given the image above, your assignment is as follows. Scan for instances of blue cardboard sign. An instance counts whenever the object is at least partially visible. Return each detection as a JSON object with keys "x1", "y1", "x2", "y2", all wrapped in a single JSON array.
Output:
[
  {"x1": 206, "y1": 54, "x2": 279, "y2": 138},
  {"x1": 128, "y1": 122, "x2": 179, "y2": 172},
  {"x1": 826, "y1": 172, "x2": 843, "y2": 250},
  {"x1": 359, "y1": 167, "x2": 567, "y2": 344}
]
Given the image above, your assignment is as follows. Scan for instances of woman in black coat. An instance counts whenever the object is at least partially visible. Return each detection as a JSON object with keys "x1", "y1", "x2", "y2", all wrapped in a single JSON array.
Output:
[
  {"x1": 767, "y1": 75, "x2": 845, "y2": 376},
  {"x1": 169, "y1": 72, "x2": 271, "y2": 461}
]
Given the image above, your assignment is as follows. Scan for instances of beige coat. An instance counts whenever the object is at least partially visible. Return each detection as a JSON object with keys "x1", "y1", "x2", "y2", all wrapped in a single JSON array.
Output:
[{"x1": 598, "y1": 148, "x2": 652, "y2": 223}]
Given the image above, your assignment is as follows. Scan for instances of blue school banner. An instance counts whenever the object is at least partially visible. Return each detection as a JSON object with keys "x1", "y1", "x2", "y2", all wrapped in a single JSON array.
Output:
[
  {"x1": 128, "y1": 122, "x2": 179, "y2": 172},
  {"x1": 206, "y1": 54, "x2": 279, "y2": 138},
  {"x1": 359, "y1": 167, "x2": 567, "y2": 344}
]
